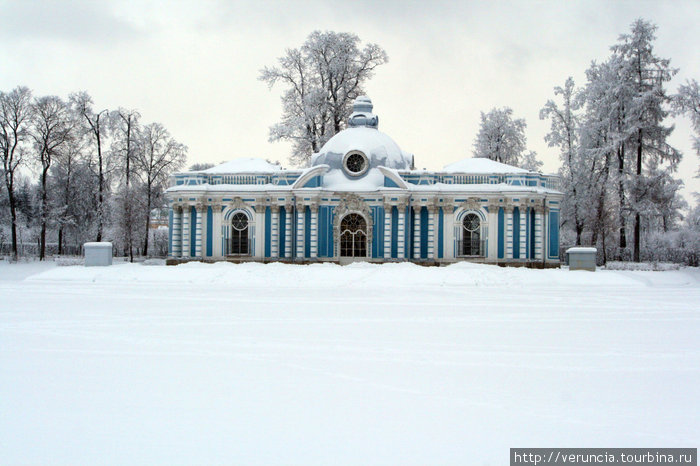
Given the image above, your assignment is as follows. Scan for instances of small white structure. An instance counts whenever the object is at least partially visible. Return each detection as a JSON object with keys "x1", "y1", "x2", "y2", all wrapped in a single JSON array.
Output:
[
  {"x1": 84, "y1": 242, "x2": 113, "y2": 267},
  {"x1": 566, "y1": 247, "x2": 596, "y2": 271}
]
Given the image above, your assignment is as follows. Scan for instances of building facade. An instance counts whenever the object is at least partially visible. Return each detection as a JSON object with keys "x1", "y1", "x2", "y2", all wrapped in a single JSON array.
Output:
[{"x1": 166, "y1": 97, "x2": 563, "y2": 266}]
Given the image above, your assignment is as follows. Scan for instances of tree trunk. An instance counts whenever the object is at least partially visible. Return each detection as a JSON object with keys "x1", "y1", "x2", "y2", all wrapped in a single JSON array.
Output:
[
  {"x1": 9, "y1": 190, "x2": 18, "y2": 261},
  {"x1": 617, "y1": 144, "x2": 627, "y2": 259},
  {"x1": 633, "y1": 129, "x2": 643, "y2": 262},
  {"x1": 39, "y1": 167, "x2": 49, "y2": 261},
  {"x1": 96, "y1": 131, "x2": 104, "y2": 242},
  {"x1": 143, "y1": 183, "x2": 152, "y2": 257},
  {"x1": 58, "y1": 227, "x2": 63, "y2": 255}
]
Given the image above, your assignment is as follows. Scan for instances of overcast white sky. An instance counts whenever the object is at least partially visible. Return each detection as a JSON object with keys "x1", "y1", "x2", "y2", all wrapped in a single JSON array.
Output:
[{"x1": 1, "y1": 0, "x2": 698, "y2": 202}]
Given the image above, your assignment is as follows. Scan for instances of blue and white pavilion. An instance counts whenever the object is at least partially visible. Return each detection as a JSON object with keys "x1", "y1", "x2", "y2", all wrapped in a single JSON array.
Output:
[{"x1": 166, "y1": 97, "x2": 563, "y2": 266}]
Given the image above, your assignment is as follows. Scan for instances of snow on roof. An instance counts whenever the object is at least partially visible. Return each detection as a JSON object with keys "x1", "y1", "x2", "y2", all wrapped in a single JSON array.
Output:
[
  {"x1": 197, "y1": 158, "x2": 283, "y2": 174},
  {"x1": 566, "y1": 247, "x2": 597, "y2": 253},
  {"x1": 443, "y1": 157, "x2": 529, "y2": 174},
  {"x1": 311, "y1": 127, "x2": 412, "y2": 170}
]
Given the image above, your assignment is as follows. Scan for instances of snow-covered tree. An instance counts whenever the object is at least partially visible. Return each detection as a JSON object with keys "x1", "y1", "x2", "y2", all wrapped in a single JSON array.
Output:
[
  {"x1": 30, "y1": 96, "x2": 74, "y2": 260},
  {"x1": 0, "y1": 86, "x2": 33, "y2": 260},
  {"x1": 673, "y1": 79, "x2": 700, "y2": 175},
  {"x1": 188, "y1": 162, "x2": 215, "y2": 171},
  {"x1": 260, "y1": 31, "x2": 388, "y2": 166},
  {"x1": 473, "y1": 107, "x2": 529, "y2": 166},
  {"x1": 49, "y1": 133, "x2": 95, "y2": 254},
  {"x1": 110, "y1": 108, "x2": 141, "y2": 261},
  {"x1": 612, "y1": 19, "x2": 679, "y2": 261},
  {"x1": 540, "y1": 77, "x2": 588, "y2": 244},
  {"x1": 133, "y1": 123, "x2": 186, "y2": 256},
  {"x1": 70, "y1": 91, "x2": 111, "y2": 242}
]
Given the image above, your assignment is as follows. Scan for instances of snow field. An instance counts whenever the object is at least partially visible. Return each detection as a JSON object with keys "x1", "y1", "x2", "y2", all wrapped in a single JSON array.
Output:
[{"x1": 1, "y1": 261, "x2": 698, "y2": 465}]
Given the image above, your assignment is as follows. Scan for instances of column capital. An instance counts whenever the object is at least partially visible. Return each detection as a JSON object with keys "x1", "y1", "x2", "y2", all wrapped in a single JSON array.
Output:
[
  {"x1": 270, "y1": 204, "x2": 280, "y2": 213},
  {"x1": 195, "y1": 203, "x2": 207, "y2": 213},
  {"x1": 533, "y1": 204, "x2": 546, "y2": 214},
  {"x1": 173, "y1": 204, "x2": 183, "y2": 213}
]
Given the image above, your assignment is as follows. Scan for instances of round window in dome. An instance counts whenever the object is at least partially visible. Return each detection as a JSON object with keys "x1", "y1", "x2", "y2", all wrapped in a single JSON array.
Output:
[{"x1": 343, "y1": 151, "x2": 369, "y2": 176}]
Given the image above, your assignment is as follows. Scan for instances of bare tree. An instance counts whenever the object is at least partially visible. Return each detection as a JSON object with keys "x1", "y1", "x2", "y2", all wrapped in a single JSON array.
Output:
[
  {"x1": 0, "y1": 86, "x2": 33, "y2": 260},
  {"x1": 30, "y1": 96, "x2": 74, "y2": 260},
  {"x1": 70, "y1": 91, "x2": 110, "y2": 242},
  {"x1": 134, "y1": 123, "x2": 186, "y2": 256},
  {"x1": 260, "y1": 31, "x2": 388, "y2": 166},
  {"x1": 111, "y1": 108, "x2": 141, "y2": 261}
]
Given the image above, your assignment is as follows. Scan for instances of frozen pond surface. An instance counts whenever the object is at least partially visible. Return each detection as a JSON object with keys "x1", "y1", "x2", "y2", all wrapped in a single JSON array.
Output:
[{"x1": 1, "y1": 261, "x2": 698, "y2": 465}]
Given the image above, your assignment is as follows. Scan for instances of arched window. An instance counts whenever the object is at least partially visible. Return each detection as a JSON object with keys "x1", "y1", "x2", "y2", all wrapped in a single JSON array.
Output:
[
  {"x1": 462, "y1": 213, "x2": 481, "y2": 256},
  {"x1": 230, "y1": 212, "x2": 249, "y2": 255},
  {"x1": 340, "y1": 213, "x2": 367, "y2": 257}
]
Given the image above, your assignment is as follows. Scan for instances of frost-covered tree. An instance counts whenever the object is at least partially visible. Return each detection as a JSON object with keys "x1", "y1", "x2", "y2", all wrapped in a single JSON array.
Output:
[
  {"x1": 188, "y1": 162, "x2": 215, "y2": 171},
  {"x1": 260, "y1": 31, "x2": 388, "y2": 166},
  {"x1": 673, "y1": 79, "x2": 700, "y2": 175},
  {"x1": 49, "y1": 133, "x2": 94, "y2": 254},
  {"x1": 473, "y1": 107, "x2": 529, "y2": 166},
  {"x1": 110, "y1": 108, "x2": 141, "y2": 261},
  {"x1": 70, "y1": 91, "x2": 110, "y2": 242},
  {"x1": 612, "y1": 19, "x2": 679, "y2": 261},
  {"x1": 540, "y1": 77, "x2": 587, "y2": 244},
  {"x1": 0, "y1": 86, "x2": 33, "y2": 260},
  {"x1": 30, "y1": 96, "x2": 74, "y2": 260},
  {"x1": 134, "y1": 123, "x2": 186, "y2": 256}
]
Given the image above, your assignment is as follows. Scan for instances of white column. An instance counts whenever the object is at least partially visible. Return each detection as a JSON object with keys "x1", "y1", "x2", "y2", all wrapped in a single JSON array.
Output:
[
  {"x1": 271, "y1": 205, "x2": 279, "y2": 258},
  {"x1": 296, "y1": 205, "x2": 305, "y2": 259},
  {"x1": 413, "y1": 206, "x2": 422, "y2": 259},
  {"x1": 310, "y1": 206, "x2": 318, "y2": 258},
  {"x1": 543, "y1": 207, "x2": 549, "y2": 261},
  {"x1": 254, "y1": 202, "x2": 266, "y2": 259},
  {"x1": 487, "y1": 203, "x2": 499, "y2": 260},
  {"x1": 534, "y1": 207, "x2": 543, "y2": 260},
  {"x1": 181, "y1": 205, "x2": 191, "y2": 258},
  {"x1": 443, "y1": 207, "x2": 454, "y2": 259},
  {"x1": 212, "y1": 205, "x2": 223, "y2": 257},
  {"x1": 520, "y1": 206, "x2": 527, "y2": 259},
  {"x1": 505, "y1": 206, "x2": 514, "y2": 259},
  {"x1": 383, "y1": 205, "x2": 392, "y2": 259},
  {"x1": 284, "y1": 204, "x2": 292, "y2": 259},
  {"x1": 172, "y1": 206, "x2": 182, "y2": 257},
  {"x1": 194, "y1": 204, "x2": 203, "y2": 258},
  {"x1": 427, "y1": 206, "x2": 436, "y2": 260},
  {"x1": 397, "y1": 205, "x2": 406, "y2": 259}
]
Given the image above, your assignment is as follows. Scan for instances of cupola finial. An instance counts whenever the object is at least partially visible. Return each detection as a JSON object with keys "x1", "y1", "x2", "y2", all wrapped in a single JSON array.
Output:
[{"x1": 348, "y1": 96, "x2": 378, "y2": 129}]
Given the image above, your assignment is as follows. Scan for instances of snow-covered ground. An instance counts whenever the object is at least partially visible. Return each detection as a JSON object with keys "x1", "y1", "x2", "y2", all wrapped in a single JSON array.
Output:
[{"x1": 1, "y1": 261, "x2": 698, "y2": 465}]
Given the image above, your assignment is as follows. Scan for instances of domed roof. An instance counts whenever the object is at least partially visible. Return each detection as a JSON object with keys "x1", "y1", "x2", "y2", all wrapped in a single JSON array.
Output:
[
  {"x1": 312, "y1": 126, "x2": 412, "y2": 170},
  {"x1": 311, "y1": 97, "x2": 413, "y2": 185}
]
